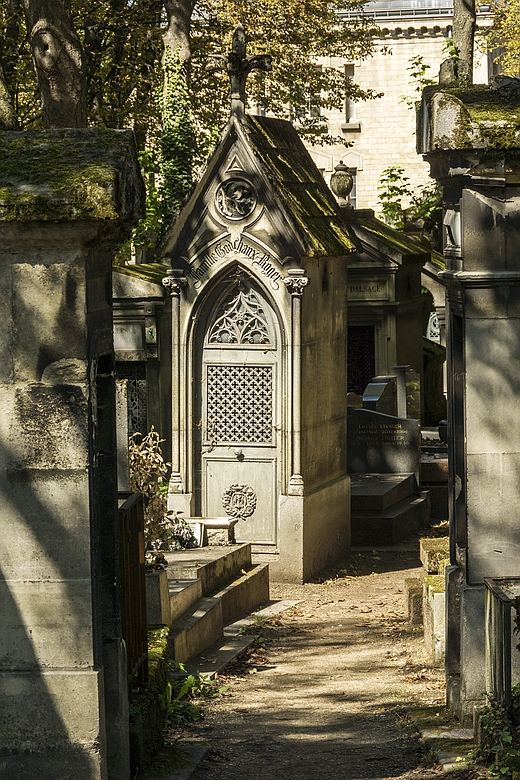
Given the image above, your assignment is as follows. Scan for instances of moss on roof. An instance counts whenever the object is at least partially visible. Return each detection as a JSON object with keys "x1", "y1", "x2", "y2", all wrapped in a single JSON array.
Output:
[
  {"x1": 243, "y1": 116, "x2": 358, "y2": 257},
  {"x1": 351, "y1": 211, "x2": 431, "y2": 261},
  {"x1": 115, "y1": 262, "x2": 169, "y2": 284},
  {"x1": 429, "y1": 250, "x2": 446, "y2": 271},
  {"x1": 0, "y1": 128, "x2": 143, "y2": 222}
]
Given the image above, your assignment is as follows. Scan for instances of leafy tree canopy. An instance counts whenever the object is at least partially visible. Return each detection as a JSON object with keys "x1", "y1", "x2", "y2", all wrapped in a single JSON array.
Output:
[
  {"x1": 482, "y1": 0, "x2": 520, "y2": 78},
  {"x1": 2, "y1": 0, "x2": 377, "y2": 146}
]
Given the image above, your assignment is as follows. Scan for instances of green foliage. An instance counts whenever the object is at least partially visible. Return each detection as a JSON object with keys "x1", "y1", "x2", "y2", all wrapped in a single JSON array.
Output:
[
  {"x1": 400, "y1": 55, "x2": 437, "y2": 108},
  {"x1": 378, "y1": 166, "x2": 412, "y2": 228},
  {"x1": 188, "y1": 0, "x2": 379, "y2": 159},
  {"x1": 130, "y1": 626, "x2": 171, "y2": 771},
  {"x1": 476, "y1": 686, "x2": 520, "y2": 780},
  {"x1": 481, "y1": 0, "x2": 520, "y2": 78},
  {"x1": 162, "y1": 663, "x2": 229, "y2": 724},
  {"x1": 378, "y1": 164, "x2": 442, "y2": 238},
  {"x1": 160, "y1": 53, "x2": 194, "y2": 227}
]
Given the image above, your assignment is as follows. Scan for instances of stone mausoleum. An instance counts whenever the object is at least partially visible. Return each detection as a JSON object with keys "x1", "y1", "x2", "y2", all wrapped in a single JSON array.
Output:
[
  {"x1": 156, "y1": 29, "x2": 359, "y2": 582},
  {"x1": 418, "y1": 78, "x2": 520, "y2": 723}
]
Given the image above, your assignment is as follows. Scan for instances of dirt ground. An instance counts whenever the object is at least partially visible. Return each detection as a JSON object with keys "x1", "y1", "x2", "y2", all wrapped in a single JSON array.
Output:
[{"x1": 168, "y1": 542, "x2": 469, "y2": 780}]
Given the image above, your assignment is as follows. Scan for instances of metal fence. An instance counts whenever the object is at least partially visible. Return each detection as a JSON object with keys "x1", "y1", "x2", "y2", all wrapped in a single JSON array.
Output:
[
  {"x1": 484, "y1": 577, "x2": 520, "y2": 709},
  {"x1": 119, "y1": 493, "x2": 148, "y2": 685}
]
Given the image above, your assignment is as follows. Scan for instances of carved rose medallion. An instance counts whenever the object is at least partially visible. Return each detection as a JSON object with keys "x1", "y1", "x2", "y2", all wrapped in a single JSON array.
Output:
[
  {"x1": 215, "y1": 178, "x2": 256, "y2": 220},
  {"x1": 222, "y1": 484, "x2": 257, "y2": 518}
]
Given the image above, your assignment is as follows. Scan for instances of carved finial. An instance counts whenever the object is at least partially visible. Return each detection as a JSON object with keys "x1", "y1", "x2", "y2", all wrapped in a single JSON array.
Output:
[{"x1": 207, "y1": 23, "x2": 272, "y2": 120}]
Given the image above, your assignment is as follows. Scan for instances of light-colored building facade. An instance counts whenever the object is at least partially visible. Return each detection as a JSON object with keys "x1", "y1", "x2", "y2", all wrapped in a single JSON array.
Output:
[{"x1": 308, "y1": 0, "x2": 492, "y2": 213}]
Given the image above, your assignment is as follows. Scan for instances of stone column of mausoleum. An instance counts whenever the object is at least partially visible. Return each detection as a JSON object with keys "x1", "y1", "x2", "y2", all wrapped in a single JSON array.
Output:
[{"x1": 417, "y1": 80, "x2": 520, "y2": 725}]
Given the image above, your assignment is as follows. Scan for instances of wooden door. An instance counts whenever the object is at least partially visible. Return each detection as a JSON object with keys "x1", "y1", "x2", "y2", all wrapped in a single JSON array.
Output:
[{"x1": 199, "y1": 280, "x2": 280, "y2": 548}]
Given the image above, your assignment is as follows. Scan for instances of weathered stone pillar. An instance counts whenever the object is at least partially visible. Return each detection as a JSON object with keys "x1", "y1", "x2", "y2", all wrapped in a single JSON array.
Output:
[
  {"x1": 0, "y1": 130, "x2": 144, "y2": 778},
  {"x1": 418, "y1": 84, "x2": 520, "y2": 723}
]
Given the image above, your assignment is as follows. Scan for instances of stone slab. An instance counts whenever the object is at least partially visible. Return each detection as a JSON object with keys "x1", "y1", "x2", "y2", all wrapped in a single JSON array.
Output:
[
  {"x1": 423, "y1": 575, "x2": 446, "y2": 667},
  {"x1": 168, "y1": 597, "x2": 223, "y2": 665},
  {"x1": 169, "y1": 580, "x2": 203, "y2": 625},
  {"x1": 351, "y1": 473, "x2": 417, "y2": 512},
  {"x1": 419, "y1": 536, "x2": 450, "y2": 573},
  {"x1": 146, "y1": 570, "x2": 172, "y2": 627},
  {"x1": 164, "y1": 544, "x2": 252, "y2": 596},
  {"x1": 405, "y1": 577, "x2": 423, "y2": 627},
  {"x1": 421, "y1": 456, "x2": 448, "y2": 483}
]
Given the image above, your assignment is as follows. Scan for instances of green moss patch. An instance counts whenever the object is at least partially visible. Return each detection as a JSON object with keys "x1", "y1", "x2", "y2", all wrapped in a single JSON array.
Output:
[
  {"x1": 0, "y1": 128, "x2": 136, "y2": 222},
  {"x1": 115, "y1": 263, "x2": 170, "y2": 284}
]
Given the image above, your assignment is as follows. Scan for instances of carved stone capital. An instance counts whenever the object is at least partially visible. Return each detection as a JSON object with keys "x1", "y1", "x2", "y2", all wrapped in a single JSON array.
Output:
[
  {"x1": 162, "y1": 270, "x2": 187, "y2": 297},
  {"x1": 284, "y1": 273, "x2": 309, "y2": 297}
]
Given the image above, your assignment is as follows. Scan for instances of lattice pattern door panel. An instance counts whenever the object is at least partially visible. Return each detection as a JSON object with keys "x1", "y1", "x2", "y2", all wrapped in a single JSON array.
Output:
[
  {"x1": 200, "y1": 281, "x2": 280, "y2": 548},
  {"x1": 206, "y1": 364, "x2": 273, "y2": 444}
]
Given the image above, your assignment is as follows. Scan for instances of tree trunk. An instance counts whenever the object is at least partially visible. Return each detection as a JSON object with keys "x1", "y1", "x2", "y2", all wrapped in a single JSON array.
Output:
[
  {"x1": 162, "y1": 0, "x2": 195, "y2": 73},
  {"x1": 22, "y1": 0, "x2": 87, "y2": 127},
  {"x1": 0, "y1": 69, "x2": 19, "y2": 129},
  {"x1": 453, "y1": 0, "x2": 475, "y2": 86}
]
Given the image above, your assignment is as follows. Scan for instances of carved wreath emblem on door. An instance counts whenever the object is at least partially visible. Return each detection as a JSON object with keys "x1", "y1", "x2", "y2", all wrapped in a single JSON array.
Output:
[{"x1": 222, "y1": 484, "x2": 257, "y2": 518}]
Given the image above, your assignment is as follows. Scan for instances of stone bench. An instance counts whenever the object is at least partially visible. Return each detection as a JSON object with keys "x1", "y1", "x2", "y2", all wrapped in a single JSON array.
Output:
[{"x1": 187, "y1": 517, "x2": 238, "y2": 547}]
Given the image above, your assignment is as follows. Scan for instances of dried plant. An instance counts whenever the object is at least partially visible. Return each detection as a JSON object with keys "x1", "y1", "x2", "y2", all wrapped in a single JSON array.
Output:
[{"x1": 129, "y1": 427, "x2": 196, "y2": 551}]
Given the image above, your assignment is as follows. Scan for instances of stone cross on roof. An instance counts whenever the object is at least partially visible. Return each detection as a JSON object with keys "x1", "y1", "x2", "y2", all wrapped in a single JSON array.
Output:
[{"x1": 209, "y1": 23, "x2": 272, "y2": 120}]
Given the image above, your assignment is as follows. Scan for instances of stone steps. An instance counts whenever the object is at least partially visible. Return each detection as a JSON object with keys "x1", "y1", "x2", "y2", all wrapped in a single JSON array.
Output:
[
  {"x1": 351, "y1": 491, "x2": 430, "y2": 545},
  {"x1": 155, "y1": 544, "x2": 271, "y2": 668}
]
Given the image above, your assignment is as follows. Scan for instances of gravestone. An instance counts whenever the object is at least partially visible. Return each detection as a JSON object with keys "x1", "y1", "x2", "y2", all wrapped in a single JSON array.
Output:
[
  {"x1": 348, "y1": 407, "x2": 421, "y2": 482},
  {"x1": 347, "y1": 408, "x2": 427, "y2": 545},
  {"x1": 0, "y1": 129, "x2": 144, "y2": 779}
]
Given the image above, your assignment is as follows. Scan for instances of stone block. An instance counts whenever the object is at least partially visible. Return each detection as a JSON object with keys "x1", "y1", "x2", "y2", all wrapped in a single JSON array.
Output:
[
  {"x1": 460, "y1": 584, "x2": 486, "y2": 726},
  {"x1": 169, "y1": 597, "x2": 223, "y2": 664},
  {"x1": 169, "y1": 579, "x2": 203, "y2": 625},
  {"x1": 0, "y1": 470, "x2": 90, "y2": 581},
  {"x1": 423, "y1": 575, "x2": 446, "y2": 667},
  {"x1": 11, "y1": 263, "x2": 88, "y2": 383},
  {"x1": 13, "y1": 383, "x2": 89, "y2": 469},
  {"x1": 0, "y1": 578, "x2": 94, "y2": 669},
  {"x1": 214, "y1": 563, "x2": 270, "y2": 626},
  {"x1": 146, "y1": 570, "x2": 172, "y2": 627},
  {"x1": 466, "y1": 452, "x2": 520, "y2": 583},
  {"x1": 420, "y1": 536, "x2": 450, "y2": 573},
  {"x1": 405, "y1": 577, "x2": 423, "y2": 627},
  {"x1": 0, "y1": 668, "x2": 106, "y2": 780}
]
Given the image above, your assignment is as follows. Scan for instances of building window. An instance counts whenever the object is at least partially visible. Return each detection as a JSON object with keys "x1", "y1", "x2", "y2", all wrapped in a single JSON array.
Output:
[
  {"x1": 348, "y1": 169, "x2": 358, "y2": 209},
  {"x1": 345, "y1": 64, "x2": 356, "y2": 122}
]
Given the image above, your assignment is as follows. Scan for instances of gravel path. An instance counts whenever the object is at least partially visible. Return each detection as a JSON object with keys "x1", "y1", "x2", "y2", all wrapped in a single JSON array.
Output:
[{"x1": 179, "y1": 543, "x2": 452, "y2": 780}]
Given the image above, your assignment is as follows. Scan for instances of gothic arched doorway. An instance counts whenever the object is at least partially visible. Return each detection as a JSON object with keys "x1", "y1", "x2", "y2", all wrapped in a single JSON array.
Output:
[{"x1": 195, "y1": 275, "x2": 282, "y2": 549}]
